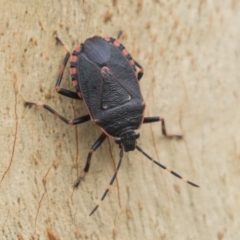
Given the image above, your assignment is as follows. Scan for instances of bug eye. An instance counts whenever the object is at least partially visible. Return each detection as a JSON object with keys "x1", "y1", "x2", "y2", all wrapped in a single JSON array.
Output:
[
  {"x1": 135, "y1": 133, "x2": 140, "y2": 139},
  {"x1": 115, "y1": 138, "x2": 121, "y2": 144}
]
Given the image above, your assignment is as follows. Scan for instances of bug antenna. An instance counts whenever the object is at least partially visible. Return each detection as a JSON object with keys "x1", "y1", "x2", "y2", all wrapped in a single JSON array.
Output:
[
  {"x1": 89, "y1": 149, "x2": 124, "y2": 216},
  {"x1": 136, "y1": 145, "x2": 199, "y2": 188}
]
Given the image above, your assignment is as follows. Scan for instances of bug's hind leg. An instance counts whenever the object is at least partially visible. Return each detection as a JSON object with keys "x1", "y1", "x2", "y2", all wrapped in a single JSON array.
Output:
[
  {"x1": 74, "y1": 133, "x2": 107, "y2": 188},
  {"x1": 25, "y1": 102, "x2": 90, "y2": 125},
  {"x1": 55, "y1": 37, "x2": 82, "y2": 100},
  {"x1": 143, "y1": 116, "x2": 182, "y2": 139}
]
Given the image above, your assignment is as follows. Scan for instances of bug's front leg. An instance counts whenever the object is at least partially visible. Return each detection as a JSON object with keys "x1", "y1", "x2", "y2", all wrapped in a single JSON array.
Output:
[
  {"x1": 143, "y1": 116, "x2": 182, "y2": 139},
  {"x1": 55, "y1": 37, "x2": 82, "y2": 100}
]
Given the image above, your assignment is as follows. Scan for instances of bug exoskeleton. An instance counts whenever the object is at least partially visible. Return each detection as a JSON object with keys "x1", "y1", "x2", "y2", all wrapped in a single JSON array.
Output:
[{"x1": 25, "y1": 34, "x2": 199, "y2": 216}]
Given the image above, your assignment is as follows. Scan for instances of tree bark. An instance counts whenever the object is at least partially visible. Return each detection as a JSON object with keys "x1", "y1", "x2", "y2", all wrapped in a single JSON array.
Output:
[{"x1": 0, "y1": 0, "x2": 240, "y2": 239}]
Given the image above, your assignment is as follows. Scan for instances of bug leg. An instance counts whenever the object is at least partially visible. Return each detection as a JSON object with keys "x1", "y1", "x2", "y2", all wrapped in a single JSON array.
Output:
[
  {"x1": 55, "y1": 37, "x2": 82, "y2": 100},
  {"x1": 89, "y1": 149, "x2": 123, "y2": 216},
  {"x1": 134, "y1": 60, "x2": 144, "y2": 80},
  {"x1": 25, "y1": 102, "x2": 90, "y2": 125},
  {"x1": 143, "y1": 116, "x2": 182, "y2": 139},
  {"x1": 74, "y1": 133, "x2": 107, "y2": 188},
  {"x1": 117, "y1": 30, "x2": 123, "y2": 39}
]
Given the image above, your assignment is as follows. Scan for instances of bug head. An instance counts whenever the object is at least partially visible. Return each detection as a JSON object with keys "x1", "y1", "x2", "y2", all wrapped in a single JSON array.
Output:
[{"x1": 115, "y1": 130, "x2": 140, "y2": 152}]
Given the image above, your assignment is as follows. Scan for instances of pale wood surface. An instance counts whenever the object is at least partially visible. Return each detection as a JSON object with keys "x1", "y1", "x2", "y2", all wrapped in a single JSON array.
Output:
[{"x1": 0, "y1": 1, "x2": 240, "y2": 239}]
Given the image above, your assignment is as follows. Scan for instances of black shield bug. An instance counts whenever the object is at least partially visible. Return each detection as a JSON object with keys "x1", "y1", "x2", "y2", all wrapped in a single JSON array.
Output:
[{"x1": 25, "y1": 33, "x2": 199, "y2": 215}]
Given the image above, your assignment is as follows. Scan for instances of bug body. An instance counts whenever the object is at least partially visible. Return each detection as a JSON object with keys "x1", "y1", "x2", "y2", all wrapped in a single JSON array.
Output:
[
  {"x1": 70, "y1": 36, "x2": 145, "y2": 151},
  {"x1": 25, "y1": 35, "x2": 198, "y2": 215}
]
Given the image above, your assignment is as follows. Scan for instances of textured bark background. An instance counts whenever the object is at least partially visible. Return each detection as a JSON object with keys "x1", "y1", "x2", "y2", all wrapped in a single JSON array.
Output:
[{"x1": 1, "y1": 0, "x2": 240, "y2": 239}]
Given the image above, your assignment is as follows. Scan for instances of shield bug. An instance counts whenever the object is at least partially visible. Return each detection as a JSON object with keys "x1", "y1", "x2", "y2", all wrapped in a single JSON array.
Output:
[{"x1": 25, "y1": 33, "x2": 199, "y2": 215}]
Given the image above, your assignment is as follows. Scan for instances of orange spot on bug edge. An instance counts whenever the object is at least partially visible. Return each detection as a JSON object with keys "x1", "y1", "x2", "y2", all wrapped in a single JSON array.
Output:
[
  {"x1": 70, "y1": 67, "x2": 77, "y2": 74},
  {"x1": 130, "y1": 59, "x2": 135, "y2": 65},
  {"x1": 74, "y1": 45, "x2": 81, "y2": 52},
  {"x1": 104, "y1": 36, "x2": 110, "y2": 42},
  {"x1": 72, "y1": 80, "x2": 78, "y2": 86},
  {"x1": 113, "y1": 40, "x2": 120, "y2": 47},
  {"x1": 122, "y1": 48, "x2": 128, "y2": 55},
  {"x1": 70, "y1": 55, "x2": 78, "y2": 62}
]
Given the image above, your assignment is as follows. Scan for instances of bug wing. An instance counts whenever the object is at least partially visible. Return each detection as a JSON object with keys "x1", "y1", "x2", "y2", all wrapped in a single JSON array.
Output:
[{"x1": 101, "y1": 70, "x2": 131, "y2": 109}]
